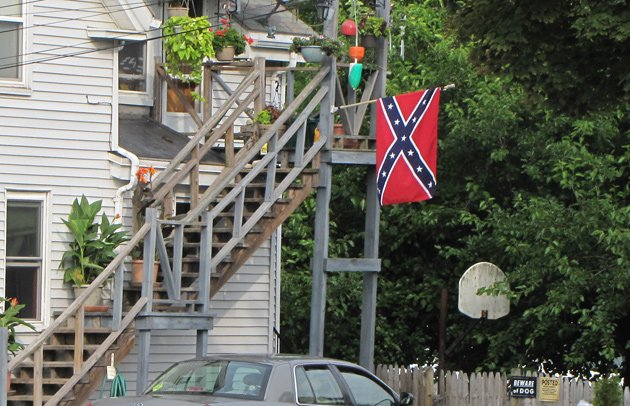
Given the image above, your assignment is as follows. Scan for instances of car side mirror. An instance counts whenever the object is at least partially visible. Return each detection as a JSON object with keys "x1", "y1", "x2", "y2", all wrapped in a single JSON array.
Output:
[{"x1": 400, "y1": 392, "x2": 414, "y2": 406}]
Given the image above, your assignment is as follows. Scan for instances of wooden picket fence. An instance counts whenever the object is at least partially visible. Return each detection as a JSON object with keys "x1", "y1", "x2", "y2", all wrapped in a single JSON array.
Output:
[{"x1": 375, "y1": 365, "x2": 630, "y2": 406}]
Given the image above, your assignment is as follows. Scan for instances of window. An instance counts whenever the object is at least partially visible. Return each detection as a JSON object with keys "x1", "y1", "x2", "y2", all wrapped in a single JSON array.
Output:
[
  {"x1": 337, "y1": 367, "x2": 396, "y2": 406},
  {"x1": 119, "y1": 41, "x2": 146, "y2": 92},
  {"x1": 0, "y1": 0, "x2": 23, "y2": 81},
  {"x1": 5, "y1": 198, "x2": 44, "y2": 320},
  {"x1": 295, "y1": 366, "x2": 346, "y2": 405}
]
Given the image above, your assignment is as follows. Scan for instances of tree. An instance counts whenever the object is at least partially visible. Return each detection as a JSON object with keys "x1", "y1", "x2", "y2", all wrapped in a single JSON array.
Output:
[{"x1": 281, "y1": 0, "x2": 630, "y2": 384}]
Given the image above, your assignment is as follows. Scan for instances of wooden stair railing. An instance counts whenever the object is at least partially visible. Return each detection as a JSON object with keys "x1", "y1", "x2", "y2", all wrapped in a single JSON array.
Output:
[{"x1": 6, "y1": 58, "x2": 333, "y2": 405}]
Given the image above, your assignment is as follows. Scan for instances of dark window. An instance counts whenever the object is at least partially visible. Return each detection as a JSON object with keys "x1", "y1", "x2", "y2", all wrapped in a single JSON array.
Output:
[{"x1": 6, "y1": 200, "x2": 42, "y2": 319}]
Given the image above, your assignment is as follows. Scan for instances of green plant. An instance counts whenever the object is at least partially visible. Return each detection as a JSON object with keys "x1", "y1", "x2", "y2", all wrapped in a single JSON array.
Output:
[
  {"x1": 60, "y1": 196, "x2": 129, "y2": 286},
  {"x1": 290, "y1": 35, "x2": 344, "y2": 56},
  {"x1": 0, "y1": 297, "x2": 35, "y2": 355},
  {"x1": 593, "y1": 376, "x2": 622, "y2": 406},
  {"x1": 254, "y1": 105, "x2": 283, "y2": 124},
  {"x1": 213, "y1": 18, "x2": 252, "y2": 55},
  {"x1": 359, "y1": 15, "x2": 388, "y2": 37},
  {"x1": 162, "y1": 15, "x2": 215, "y2": 85}
]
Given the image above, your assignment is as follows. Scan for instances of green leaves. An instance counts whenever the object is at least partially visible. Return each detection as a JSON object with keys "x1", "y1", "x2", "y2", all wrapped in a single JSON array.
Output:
[{"x1": 60, "y1": 196, "x2": 128, "y2": 286}]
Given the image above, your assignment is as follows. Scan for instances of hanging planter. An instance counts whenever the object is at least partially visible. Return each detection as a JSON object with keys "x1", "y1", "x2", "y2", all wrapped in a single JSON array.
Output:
[
  {"x1": 300, "y1": 46, "x2": 327, "y2": 63},
  {"x1": 348, "y1": 46, "x2": 365, "y2": 61},
  {"x1": 290, "y1": 36, "x2": 343, "y2": 64}
]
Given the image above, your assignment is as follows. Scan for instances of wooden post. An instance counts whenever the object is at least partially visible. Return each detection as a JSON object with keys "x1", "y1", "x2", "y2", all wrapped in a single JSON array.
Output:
[
  {"x1": 73, "y1": 306, "x2": 85, "y2": 373},
  {"x1": 254, "y1": 57, "x2": 265, "y2": 115},
  {"x1": 438, "y1": 287, "x2": 447, "y2": 398},
  {"x1": 225, "y1": 126, "x2": 235, "y2": 167},
  {"x1": 33, "y1": 346, "x2": 43, "y2": 406}
]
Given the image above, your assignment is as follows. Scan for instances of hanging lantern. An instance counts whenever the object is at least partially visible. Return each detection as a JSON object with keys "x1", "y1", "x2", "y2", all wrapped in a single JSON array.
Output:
[
  {"x1": 348, "y1": 46, "x2": 365, "y2": 61},
  {"x1": 340, "y1": 19, "x2": 357, "y2": 36}
]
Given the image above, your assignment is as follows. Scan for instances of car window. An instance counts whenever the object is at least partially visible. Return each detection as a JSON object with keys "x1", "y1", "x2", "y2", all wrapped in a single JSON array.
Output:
[
  {"x1": 147, "y1": 360, "x2": 270, "y2": 399},
  {"x1": 338, "y1": 368, "x2": 396, "y2": 406},
  {"x1": 295, "y1": 365, "x2": 347, "y2": 405}
]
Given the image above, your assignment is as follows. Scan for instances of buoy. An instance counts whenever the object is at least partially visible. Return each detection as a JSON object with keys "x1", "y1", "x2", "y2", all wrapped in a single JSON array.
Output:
[
  {"x1": 349, "y1": 62, "x2": 363, "y2": 89},
  {"x1": 340, "y1": 19, "x2": 358, "y2": 36}
]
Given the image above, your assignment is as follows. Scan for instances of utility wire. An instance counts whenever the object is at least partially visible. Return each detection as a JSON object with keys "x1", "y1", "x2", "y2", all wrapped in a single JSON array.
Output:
[
  {"x1": 0, "y1": 6, "x2": 296, "y2": 71},
  {"x1": 0, "y1": 0, "x2": 167, "y2": 63},
  {"x1": 0, "y1": 0, "x2": 167, "y2": 36},
  {"x1": 1, "y1": 0, "x2": 165, "y2": 17}
]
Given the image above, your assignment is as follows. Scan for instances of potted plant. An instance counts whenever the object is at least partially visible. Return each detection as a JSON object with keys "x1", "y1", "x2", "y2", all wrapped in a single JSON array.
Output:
[
  {"x1": 60, "y1": 196, "x2": 128, "y2": 306},
  {"x1": 238, "y1": 105, "x2": 287, "y2": 155},
  {"x1": 162, "y1": 15, "x2": 215, "y2": 99},
  {"x1": 1, "y1": 297, "x2": 35, "y2": 391},
  {"x1": 358, "y1": 15, "x2": 388, "y2": 47},
  {"x1": 130, "y1": 166, "x2": 160, "y2": 285},
  {"x1": 290, "y1": 35, "x2": 343, "y2": 63},
  {"x1": 212, "y1": 18, "x2": 253, "y2": 61}
]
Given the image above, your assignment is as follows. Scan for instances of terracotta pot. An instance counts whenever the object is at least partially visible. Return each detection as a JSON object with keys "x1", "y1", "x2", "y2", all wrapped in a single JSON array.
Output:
[
  {"x1": 349, "y1": 46, "x2": 365, "y2": 61},
  {"x1": 131, "y1": 260, "x2": 159, "y2": 285},
  {"x1": 216, "y1": 46, "x2": 236, "y2": 61}
]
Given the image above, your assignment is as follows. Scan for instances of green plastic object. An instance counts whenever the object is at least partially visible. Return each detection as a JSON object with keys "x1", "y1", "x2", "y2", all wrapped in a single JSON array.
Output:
[
  {"x1": 349, "y1": 62, "x2": 363, "y2": 89},
  {"x1": 110, "y1": 373, "x2": 127, "y2": 397}
]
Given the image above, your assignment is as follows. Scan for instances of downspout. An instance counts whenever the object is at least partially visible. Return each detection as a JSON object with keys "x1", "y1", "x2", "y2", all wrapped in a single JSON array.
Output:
[{"x1": 111, "y1": 40, "x2": 140, "y2": 222}]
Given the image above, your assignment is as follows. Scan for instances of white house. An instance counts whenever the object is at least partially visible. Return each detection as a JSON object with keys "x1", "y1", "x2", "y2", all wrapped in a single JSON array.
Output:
[{"x1": 0, "y1": 0, "x2": 320, "y2": 401}]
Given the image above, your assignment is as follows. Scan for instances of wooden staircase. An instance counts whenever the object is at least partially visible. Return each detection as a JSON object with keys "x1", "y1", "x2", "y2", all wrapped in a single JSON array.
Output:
[{"x1": 6, "y1": 59, "x2": 333, "y2": 405}]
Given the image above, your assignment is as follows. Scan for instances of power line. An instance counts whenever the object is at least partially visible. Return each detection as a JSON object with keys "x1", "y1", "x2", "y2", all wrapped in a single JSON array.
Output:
[
  {"x1": 0, "y1": 6, "x2": 297, "y2": 71},
  {"x1": 2, "y1": 0, "x2": 164, "y2": 17},
  {"x1": 0, "y1": 0, "x2": 167, "y2": 63},
  {"x1": 0, "y1": 0, "x2": 167, "y2": 36}
]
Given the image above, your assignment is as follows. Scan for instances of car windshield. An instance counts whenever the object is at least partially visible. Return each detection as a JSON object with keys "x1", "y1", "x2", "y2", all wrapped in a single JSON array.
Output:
[{"x1": 146, "y1": 360, "x2": 271, "y2": 399}]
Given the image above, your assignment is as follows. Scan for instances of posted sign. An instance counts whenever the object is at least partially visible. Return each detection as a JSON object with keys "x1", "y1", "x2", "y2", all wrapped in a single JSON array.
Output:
[
  {"x1": 509, "y1": 376, "x2": 536, "y2": 398},
  {"x1": 539, "y1": 377, "x2": 561, "y2": 402}
]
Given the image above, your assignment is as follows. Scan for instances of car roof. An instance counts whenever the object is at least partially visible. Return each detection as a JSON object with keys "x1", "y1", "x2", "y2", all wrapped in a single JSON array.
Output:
[{"x1": 180, "y1": 353, "x2": 361, "y2": 368}]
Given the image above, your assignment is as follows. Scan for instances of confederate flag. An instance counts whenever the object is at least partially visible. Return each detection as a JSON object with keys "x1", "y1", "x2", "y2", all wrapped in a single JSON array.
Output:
[{"x1": 376, "y1": 88, "x2": 441, "y2": 206}]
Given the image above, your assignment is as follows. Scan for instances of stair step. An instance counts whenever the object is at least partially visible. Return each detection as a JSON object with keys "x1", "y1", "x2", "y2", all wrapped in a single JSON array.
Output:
[
  {"x1": 43, "y1": 344, "x2": 101, "y2": 351},
  {"x1": 19, "y1": 360, "x2": 75, "y2": 368},
  {"x1": 54, "y1": 327, "x2": 111, "y2": 335},
  {"x1": 11, "y1": 377, "x2": 68, "y2": 385},
  {"x1": 7, "y1": 395, "x2": 55, "y2": 401}
]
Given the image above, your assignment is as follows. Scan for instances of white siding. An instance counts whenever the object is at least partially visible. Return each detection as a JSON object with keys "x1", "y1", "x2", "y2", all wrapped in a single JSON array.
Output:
[
  {"x1": 0, "y1": 0, "x2": 123, "y2": 318},
  {"x1": 2, "y1": 1, "x2": 279, "y2": 397},
  {"x1": 0, "y1": 188, "x2": 5, "y2": 297}
]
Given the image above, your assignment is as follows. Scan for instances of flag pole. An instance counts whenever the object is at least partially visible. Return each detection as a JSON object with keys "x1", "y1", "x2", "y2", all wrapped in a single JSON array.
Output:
[{"x1": 336, "y1": 83, "x2": 456, "y2": 110}]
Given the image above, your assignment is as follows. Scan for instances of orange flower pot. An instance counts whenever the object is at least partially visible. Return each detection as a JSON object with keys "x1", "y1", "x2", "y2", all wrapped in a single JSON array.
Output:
[{"x1": 349, "y1": 46, "x2": 365, "y2": 61}]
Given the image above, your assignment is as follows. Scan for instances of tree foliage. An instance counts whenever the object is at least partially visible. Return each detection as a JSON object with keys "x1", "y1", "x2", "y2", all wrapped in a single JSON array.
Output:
[{"x1": 281, "y1": 0, "x2": 630, "y2": 384}]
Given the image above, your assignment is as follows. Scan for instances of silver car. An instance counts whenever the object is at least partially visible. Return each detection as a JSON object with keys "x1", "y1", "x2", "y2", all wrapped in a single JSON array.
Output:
[{"x1": 90, "y1": 354, "x2": 414, "y2": 406}]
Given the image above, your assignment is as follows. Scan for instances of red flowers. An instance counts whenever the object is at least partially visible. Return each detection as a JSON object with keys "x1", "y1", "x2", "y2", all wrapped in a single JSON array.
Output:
[
  {"x1": 136, "y1": 166, "x2": 157, "y2": 184},
  {"x1": 216, "y1": 30, "x2": 224, "y2": 36},
  {"x1": 244, "y1": 35, "x2": 254, "y2": 44}
]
